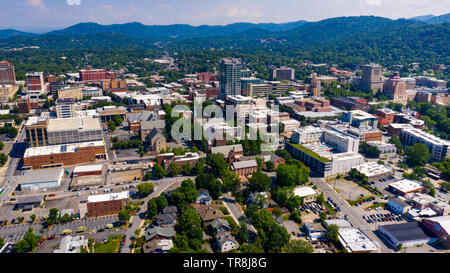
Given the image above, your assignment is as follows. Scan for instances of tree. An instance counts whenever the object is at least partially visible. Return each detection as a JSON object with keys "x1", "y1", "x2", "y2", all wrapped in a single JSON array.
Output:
[
  {"x1": 152, "y1": 163, "x2": 166, "y2": 179},
  {"x1": 195, "y1": 174, "x2": 222, "y2": 199},
  {"x1": 14, "y1": 239, "x2": 29, "y2": 253},
  {"x1": 256, "y1": 157, "x2": 263, "y2": 172},
  {"x1": 222, "y1": 170, "x2": 241, "y2": 194},
  {"x1": 193, "y1": 158, "x2": 205, "y2": 175},
  {"x1": 0, "y1": 142, "x2": 4, "y2": 150},
  {"x1": 108, "y1": 120, "x2": 116, "y2": 132},
  {"x1": 155, "y1": 195, "x2": 168, "y2": 212},
  {"x1": 265, "y1": 161, "x2": 274, "y2": 172},
  {"x1": 319, "y1": 211, "x2": 327, "y2": 222},
  {"x1": 272, "y1": 206, "x2": 282, "y2": 217},
  {"x1": 181, "y1": 163, "x2": 192, "y2": 176},
  {"x1": 113, "y1": 115, "x2": 123, "y2": 126},
  {"x1": 326, "y1": 224, "x2": 339, "y2": 244},
  {"x1": 275, "y1": 149, "x2": 292, "y2": 161},
  {"x1": 147, "y1": 199, "x2": 158, "y2": 219},
  {"x1": 405, "y1": 143, "x2": 430, "y2": 167},
  {"x1": 276, "y1": 162, "x2": 309, "y2": 187},
  {"x1": 30, "y1": 214, "x2": 36, "y2": 222},
  {"x1": 248, "y1": 172, "x2": 271, "y2": 192},
  {"x1": 281, "y1": 240, "x2": 314, "y2": 253},
  {"x1": 137, "y1": 182, "x2": 154, "y2": 197},
  {"x1": 168, "y1": 162, "x2": 180, "y2": 177},
  {"x1": 0, "y1": 153, "x2": 8, "y2": 166},
  {"x1": 118, "y1": 210, "x2": 131, "y2": 222},
  {"x1": 206, "y1": 153, "x2": 229, "y2": 178},
  {"x1": 0, "y1": 237, "x2": 4, "y2": 249},
  {"x1": 289, "y1": 210, "x2": 302, "y2": 224},
  {"x1": 390, "y1": 135, "x2": 403, "y2": 154},
  {"x1": 236, "y1": 221, "x2": 249, "y2": 244}
]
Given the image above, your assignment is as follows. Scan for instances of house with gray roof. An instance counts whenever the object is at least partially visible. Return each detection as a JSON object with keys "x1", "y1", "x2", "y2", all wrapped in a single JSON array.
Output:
[
  {"x1": 211, "y1": 144, "x2": 243, "y2": 158},
  {"x1": 196, "y1": 189, "x2": 213, "y2": 205},
  {"x1": 211, "y1": 218, "x2": 231, "y2": 233},
  {"x1": 216, "y1": 230, "x2": 239, "y2": 252},
  {"x1": 144, "y1": 226, "x2": 176, "y2": 241}
]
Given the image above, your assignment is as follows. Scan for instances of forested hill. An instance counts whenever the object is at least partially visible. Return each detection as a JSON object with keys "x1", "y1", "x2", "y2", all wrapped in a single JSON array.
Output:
[{"x1": 0, "y1": 16, "x2": 448, "y2": 67}]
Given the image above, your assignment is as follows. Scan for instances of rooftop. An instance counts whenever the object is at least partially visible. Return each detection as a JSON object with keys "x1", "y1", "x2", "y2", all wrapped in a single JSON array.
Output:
[
  {"x1": 24, "y1": 141, "x2": 105, "y2": 158},
  {"x1": 73, "y1": 164, "x2": 103, "y2": 173},
  {"x1": 355, "y1": 162, "x2": 391, "y2": 177},
  {"x1": 338, "y1": 228, "x2": 378, "y2": 253},
  {"x1": 20, "y1": 168, "x2": 64, "y2": 185},
  {"x1": 47, "y1": 116, "x2": 102, "y2": 132},
  {"x1": 389, "y1": 179, "x2": 423, "y2": 193},
  {"x1": 293, "y1": 186, "x2": 317, "y2": 197},
  {"x1": 231, "y1": 160, "x2": 258, "y2": 170},
  {"x1": 379, "y1": 222, "x2": 431, "y2": 242},
  {"x1": 87, "y1": 191, "x2": 129, "y2": 203}
]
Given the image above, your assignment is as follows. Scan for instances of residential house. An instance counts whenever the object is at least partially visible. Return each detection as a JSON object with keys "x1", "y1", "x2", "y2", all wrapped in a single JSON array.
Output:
[
  {"x1": 216, "y1": 230, "x2": 239, "y2": 252},
  {"x1": 211, "y1": 218, "x2": 231, "y2": 233},
  {"x1": 143, "y1": 239, "x2": 173, "y2": 253},
  {"x1": 248, "y1": 192, "x2": 269, "y2": 208},
  {"x1": 231, "y1": 160, "x2": 258, "y2": 176},
  {"x1": 196, "y1": 205, "x2": 224, "y2": 225},
  {"x1": 196, "y1": 189, "x2": 213, "y2": 205},
  {"x1": 144, "y1": 226, "x2": 176, "y2": 241}
]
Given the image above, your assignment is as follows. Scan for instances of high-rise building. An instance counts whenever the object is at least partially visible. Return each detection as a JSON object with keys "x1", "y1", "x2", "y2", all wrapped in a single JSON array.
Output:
[
  {"x1": 26, "y1": 72, "x2": 45, "y2": 92},
  {"x1": 56, "y1": 98, "x2": 82, "y2": 119},
  {"x1": 219, "y1": 58, "x2": 241, "y2": 99},
  {"x1": 309, "y1": 73, "x2": 321, "y2": 97},
  {"x1": 269, "y1": 67, "x2": 295, "y2": 81},
  {"x1": 383, "y1": 72, "x2": 407, "y2": 105},
  {"x1": 360, "y1": 64, "x2": 384, "y2": 93},
  {"x1": 0, "y1": 61, "x2": 16, "y2": 85}
]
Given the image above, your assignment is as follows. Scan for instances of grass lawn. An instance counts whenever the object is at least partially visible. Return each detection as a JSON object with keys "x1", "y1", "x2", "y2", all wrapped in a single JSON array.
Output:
[
  {"x1": 366, "y1": 202, "x2": 387, "y2": 210},
  {"x1": 223, "y1": 216, "x2": 238, "y2": 229},
  {"x1": 347, "y1": 195, "x2": 375, "y2": 206},
  {"x1": 94, "y1": 235, "x2": 123, "y2": 253}
]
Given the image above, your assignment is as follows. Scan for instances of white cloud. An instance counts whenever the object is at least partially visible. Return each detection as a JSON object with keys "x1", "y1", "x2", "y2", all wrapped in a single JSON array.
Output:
[
  {"x1": 67, "y1": 0, "x2": 81, "y2": 6},
  {"x1": 25, "y1": 0, "x2": 47, "y2": 10},
  {"x1": 366, "y1": 0, "x2": 382, "y2": 6}
]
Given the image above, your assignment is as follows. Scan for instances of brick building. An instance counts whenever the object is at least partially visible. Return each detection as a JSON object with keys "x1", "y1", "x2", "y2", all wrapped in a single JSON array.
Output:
[
  {"x1": 79, "y1": 67, "x2": 115, "y2": 84},
  {"x1": 157, "y1": 152, "x2": 201, "y2": 171},
  {"x1": 23, "y1": 141, "x2": 106, "y2": 169},
  {"x1": 73, "y1": 164, "x2": 103, "y2": 177},
  {"x1": 231, "y1": 160, "x2": 258, "y2": 176},
  {"x1": 87, "y1": 191, "x2": 129, "y2": 218},
  {"x1": 0, "y1": 61, "x2": 16, "y2": 85}
]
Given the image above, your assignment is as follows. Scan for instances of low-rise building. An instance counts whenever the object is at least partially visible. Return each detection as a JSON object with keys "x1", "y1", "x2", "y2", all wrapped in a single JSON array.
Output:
[
  {"x1": 337, "y1": 228, "x2": 378, "y2": 253},
  {"x1": 388, "y1": 180, "x2": 424, "y2": 196},
  {"x1": 86, "y1": 191, "x2": 129, "y2": 218},
  {"x1": 14, "y1": 196, "x2": 43, "y2": 211},
  {"x1": 157, "y1": 152, "x2": 201, "y2": 171},
  {"x1": 387, "y1": 198, "x2": 411, "y2": 214},
  {"x1": 53, "y1": 235, "x2": 88, "y2": 253},
  {"x1": 378, "y1": 222, "x2": 433, "y2": 248},
  {"x1": 421, "y1": 215, "x2": 450, "y2": 248},
  {"x1": 73, "y1": 164, "x2": 103, "y2": 177},
  {"x1": 231, "y1": 160, "x2": 258, "y2": 176},
  {"x1": 293, "y1": 186, "x2": 318, "y2": 203},
  {"x1": 196, "y1": 205, "x2": 224, "y2": 225},
  {"x1": 355, "y1": 162, "x2": 392, "y2": 181},
  {"x1": 144, "y1": 226, "x2": 176, "y2": 241},
  {"x1": 57, "y1": 86, "x2": 83, "y2": 100},
  {"x1": 405, "y1": 192, "x2": 450, "y2": 216},
  {"x1": 19, "y1": 168, "x2": 64, "y2": 191},
  {"x1": 216, "y1": 230, "x2": 239, "y2": 252},
  {"x1": 23, "y1": 141, "x2": 106, "y2": 169},
  {"x1": 366, "y1": 141, "x2": 397, "y2": 158}
]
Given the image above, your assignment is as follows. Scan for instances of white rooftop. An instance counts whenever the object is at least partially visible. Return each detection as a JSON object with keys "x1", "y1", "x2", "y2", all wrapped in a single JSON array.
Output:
[
  {"x1": 47, "y1": 116, "x2": 102, "y2": 132},
  {"x1": 87, "y1": 191, "x2": 129, "y2": 203},
  {"x1": 24, "y1": 141, "x2": 105, "y2": 158},
  {"x1": 73, "y1": 164, "x2": 103, "y2": 173},
  {"x1": 389, "y1": 179, "x2": 423, "y2": 193},
  {"x1": 355, "y1": 162, "x2": 391, "y2": 177},
  {"x1": 338, "y1": 228, "x2": 378, "y2": 253},
  {"x1": 293, "y1": 186, "x2": 317, "y2": 197}
]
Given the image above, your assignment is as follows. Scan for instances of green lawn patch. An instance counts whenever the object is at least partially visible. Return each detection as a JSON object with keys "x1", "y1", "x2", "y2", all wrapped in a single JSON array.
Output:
[
  {"x1": 367, "y1": 202, "x2": 387, "y2": 210},
  {"x1": 94, "y1": 235, "x2": 123, "y2": 253},
  {"x1": 347, "y1": 195, "x2": 374, "y2": 206},
  {"x1": 288, "y1": 143, "x2": 331, "y2": 163}
]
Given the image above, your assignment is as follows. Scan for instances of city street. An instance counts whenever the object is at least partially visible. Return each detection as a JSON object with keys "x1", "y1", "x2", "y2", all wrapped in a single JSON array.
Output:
[
  {"x1": 220, "y1": 193, "x2": 257, "y2": 234},
  {"x1": 310, "y1": 177, "x2": 393, "y2": 253}
]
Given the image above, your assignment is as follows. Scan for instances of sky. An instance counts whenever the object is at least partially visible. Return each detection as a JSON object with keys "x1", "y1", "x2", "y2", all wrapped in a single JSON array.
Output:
[{"x1": 1, "y1": 0, "x2": 449, "y2": 33}]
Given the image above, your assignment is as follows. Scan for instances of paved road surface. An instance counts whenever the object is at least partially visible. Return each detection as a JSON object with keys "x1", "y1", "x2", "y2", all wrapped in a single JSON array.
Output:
[
  {"x1": 120, "y1": 176, "x2": 193, "y2": 253},
  {"x1": 220, "y1": 193, "x2": 257, "y2": 234},
  {"x1": 310, "y1": 177, "x2": 392, "y2": 253}
]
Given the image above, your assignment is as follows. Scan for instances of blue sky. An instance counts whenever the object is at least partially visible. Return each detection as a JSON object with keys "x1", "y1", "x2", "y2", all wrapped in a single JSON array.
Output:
[{"x1": 1, "y1": 0, "x2": 449, "y2": 32}]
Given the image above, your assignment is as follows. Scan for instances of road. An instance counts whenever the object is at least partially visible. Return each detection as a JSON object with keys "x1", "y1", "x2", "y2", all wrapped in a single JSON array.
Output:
[
  {"x1": 310, "y1": 177, "x2": 392, "y2": 253},
  {"x1": 0, "y1": 125, "x2": 27, "y2": 204},
  {"x1": 220, "y1": 193, "x2": 257, "y2": 234},
  {"x1": 120, "y1": 175, "x2": 194, "y2": 253}
]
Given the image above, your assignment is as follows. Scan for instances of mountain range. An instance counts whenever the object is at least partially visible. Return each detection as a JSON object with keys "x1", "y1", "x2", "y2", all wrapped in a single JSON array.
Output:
[{"x1": 0, "y1": 13, "x2": 448, "y2": 41}]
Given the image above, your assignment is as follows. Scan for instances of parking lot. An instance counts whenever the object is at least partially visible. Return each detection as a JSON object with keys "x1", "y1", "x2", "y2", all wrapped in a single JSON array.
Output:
[{"x1": 369, "y1": 174, "x2": 399, "y2": 196}]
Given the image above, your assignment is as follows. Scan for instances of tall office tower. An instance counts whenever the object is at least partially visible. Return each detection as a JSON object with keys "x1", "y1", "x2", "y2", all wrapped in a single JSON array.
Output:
[
  {"x1": 309, "y1": 73, "x2": 321, "y2": 97},
  {"x1": 219, "y1": 58, "x2": 242, "y2": 100},
  {"x1": 269, "y1": 66, "x2": 295, "y2": 81},
  {"x1": 383, "y1": 72, "x2": 407, "y2": 105},
  {"x1": 0, "y1": 61, "x2": 16, "y2": 85},
  {"x1": 360, "y1": 64, "x2": 384, "y2": 93},
  {"x1": 26, "y1": 72, "x2": 45, "y2": 92}
]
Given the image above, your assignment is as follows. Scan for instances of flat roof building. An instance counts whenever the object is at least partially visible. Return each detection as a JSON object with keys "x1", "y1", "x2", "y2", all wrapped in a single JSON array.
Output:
[
  {"x1": 399, "y1": 127, "x2": 450, "y2": 162},
  {"x1": 388, "y1": 179, "x2": 424, "y2": 196},
  {"x1": 87, "y1": 191, "x2": 129, "y2": 218},
  {"x1": 378, "y1": 222, "x2": 434, "y2": 248},
  {"x1": 355, "y1": 162, "x2": 392, "y2": 181},
  {"x1": 19, "y1": 168, "x2": 64, "y2": 191},
  {"x1": 337, "y1": 228, "x2": 378, "y2": 253}
]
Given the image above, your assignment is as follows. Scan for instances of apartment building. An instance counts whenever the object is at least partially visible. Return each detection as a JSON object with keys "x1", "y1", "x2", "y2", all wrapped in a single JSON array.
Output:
[
  {"x1": 399, "y1": 128, "x2": 450, "y2": 162},
  {"x1": 57, "y1": 86, "x2": 83, "y2": 100}
]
